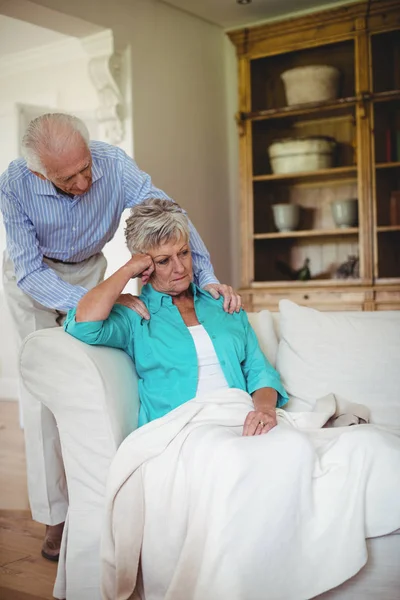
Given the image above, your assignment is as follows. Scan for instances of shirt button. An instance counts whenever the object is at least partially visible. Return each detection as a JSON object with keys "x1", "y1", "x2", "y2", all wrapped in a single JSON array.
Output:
[
  {"x1": 72, "y1": 227, "x2": 76, "y2": 232},
  {"x1": 212, "y1": 335, "x2": 216, "y2": 340},
  {"x1": 221, "y1": 360, "x2": 226, "y2": 366},
  {"x1": 71, "y1": 246, "x2": 75, "y2": 251}
]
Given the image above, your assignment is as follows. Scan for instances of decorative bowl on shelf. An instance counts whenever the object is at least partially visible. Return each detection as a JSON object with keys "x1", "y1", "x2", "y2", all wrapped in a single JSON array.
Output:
[
  {"x1": 331, "y1": 198, "x2": 358, "y2": 228},
  {"x1": 268, "y1": 136, "x2": 336, "y2": 174},
  {"x1": 281, "y1": 65, "x2": 341, "y2": 106},
  {"x1": 272, "y1": 203, "x2": 300, "y2": 232}
]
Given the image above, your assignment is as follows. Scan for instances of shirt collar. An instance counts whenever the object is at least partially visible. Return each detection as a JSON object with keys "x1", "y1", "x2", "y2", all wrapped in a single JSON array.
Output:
[
  {"x1": 91, "y1": 155, "x2": 103, "y2": 184},
  {"x1": 31, "y1": 174, "x2": 58, "y2": 197},
  {"x1": 140, "y1": 282, "x2": 208, "y2": 314}
]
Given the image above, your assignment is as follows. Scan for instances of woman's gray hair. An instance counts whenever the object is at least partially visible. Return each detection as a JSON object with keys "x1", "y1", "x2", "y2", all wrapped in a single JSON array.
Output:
[
  {"x1": 125, "y1": 199, "x2": 190, "y2": 254},
  {"x1": 21, "y1": 113, "x2": 90, "y2": 176}
]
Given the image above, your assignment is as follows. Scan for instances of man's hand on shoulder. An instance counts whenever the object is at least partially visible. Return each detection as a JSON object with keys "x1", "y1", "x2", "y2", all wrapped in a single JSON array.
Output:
[
  {"x1": 203, "y1": 283, "x2": 242, "y2": 314},
  {"x1": 116, "y1": 294, "x2": 150, "y2": 320}
]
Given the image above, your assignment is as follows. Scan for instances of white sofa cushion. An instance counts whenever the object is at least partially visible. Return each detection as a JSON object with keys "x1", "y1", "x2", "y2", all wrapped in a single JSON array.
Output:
[
  {"x1": 247, "y1": 310, "x2": 278, "y2": 367},
  {"x1": 276, "y1": 300, "x2": 400, "y2": 427}
]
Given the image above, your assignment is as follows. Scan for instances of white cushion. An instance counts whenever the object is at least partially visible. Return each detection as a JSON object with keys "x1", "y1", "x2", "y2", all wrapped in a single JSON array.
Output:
[
  {"x1": 247, "y1": 310, "x2": 278, "y2": 367},
  {"x1": 276, "y1": 300, "x2": 400, "y2": 427}
]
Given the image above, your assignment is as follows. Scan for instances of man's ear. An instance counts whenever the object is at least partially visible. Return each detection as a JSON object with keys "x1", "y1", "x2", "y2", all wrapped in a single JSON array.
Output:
[{"x1": 29, "y1": 170, "x2": 47, "y2": 181}]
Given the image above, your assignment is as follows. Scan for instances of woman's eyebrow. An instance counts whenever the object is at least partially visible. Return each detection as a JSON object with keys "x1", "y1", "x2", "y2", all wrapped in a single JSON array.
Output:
[{"x1": 154, "y1": 245, "x2": 188, "y2": 259}]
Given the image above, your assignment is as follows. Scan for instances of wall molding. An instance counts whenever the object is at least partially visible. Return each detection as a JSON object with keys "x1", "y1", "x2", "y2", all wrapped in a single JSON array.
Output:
[
  {"x1": 0, "y1": 36, "x2": 87, "y2": 79},
  {"x1": 83, "y1": 30, "x2": 125, "y2": 145},
  {"x1": 0, "y1": 27, "x2": 126, "y2": 143}
]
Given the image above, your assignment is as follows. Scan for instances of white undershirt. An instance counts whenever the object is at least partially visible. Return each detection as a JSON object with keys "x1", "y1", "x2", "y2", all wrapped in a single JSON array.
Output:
[{"x1": 188, "y1": 324, "x2": 229, "y2": 396}]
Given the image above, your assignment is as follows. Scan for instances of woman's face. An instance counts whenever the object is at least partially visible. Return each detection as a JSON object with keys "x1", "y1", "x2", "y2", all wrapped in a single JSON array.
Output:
[{"x1": 147, "y1": 237, "x2": 193, "y2": 296}]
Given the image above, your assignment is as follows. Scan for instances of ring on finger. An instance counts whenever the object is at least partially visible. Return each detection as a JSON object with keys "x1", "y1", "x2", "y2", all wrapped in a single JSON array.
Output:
[{"x1": 258, "y1": 420, "x2": 266, "y2": 427}]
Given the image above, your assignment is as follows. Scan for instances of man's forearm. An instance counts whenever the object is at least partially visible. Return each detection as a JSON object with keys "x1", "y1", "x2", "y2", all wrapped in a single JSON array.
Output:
[
  {"x1": 252, "y1": 387, "x2": 278, "y2": 412},
  {"x1": 18, "y1": 266, "x2": 87, "y2": 311},
  {"x1": 187, "y1": 219, "x2": 219, "y2": 286}
]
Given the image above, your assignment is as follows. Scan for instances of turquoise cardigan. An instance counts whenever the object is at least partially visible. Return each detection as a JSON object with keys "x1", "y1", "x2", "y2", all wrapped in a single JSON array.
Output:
[{"x1": 64, "y1": 283, "x2": 288, "y2": 426}]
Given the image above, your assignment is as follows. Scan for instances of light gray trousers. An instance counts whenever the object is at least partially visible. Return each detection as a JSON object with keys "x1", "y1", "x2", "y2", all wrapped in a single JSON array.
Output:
[{"x1": 2, "y1": 252, "x2": 106, "y2": 524}]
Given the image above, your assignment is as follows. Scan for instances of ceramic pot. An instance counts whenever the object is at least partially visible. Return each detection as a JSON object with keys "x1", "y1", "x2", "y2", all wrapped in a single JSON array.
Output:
[
  {"x1": 281, "y1": 65, "x2": 340, "y2": 106},
  {"x1": 268, "y1": 136, "x2": 336, "y2": 174},
  {"x1": 272, "y1": 204, "x2": 300, "y2": 232},
  {"x1": 331, "y1": 199, "x2": 358, "y2": 228}
]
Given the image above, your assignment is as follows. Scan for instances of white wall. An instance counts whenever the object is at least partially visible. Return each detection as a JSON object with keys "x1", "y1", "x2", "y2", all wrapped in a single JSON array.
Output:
[{"x1": 128, "y1": 1, "x2": 233, "y2": 284}]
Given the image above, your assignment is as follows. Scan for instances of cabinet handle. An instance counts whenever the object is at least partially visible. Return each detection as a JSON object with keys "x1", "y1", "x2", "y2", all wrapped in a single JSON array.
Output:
[{"x1": 303, "y1": 294, "x2": 309, "y2": 300}]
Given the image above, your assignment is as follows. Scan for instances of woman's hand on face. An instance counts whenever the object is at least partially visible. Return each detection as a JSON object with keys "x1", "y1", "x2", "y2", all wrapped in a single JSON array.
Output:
[
  {"x1": 242, "y1": 408, "x2": 277, "y2": 436},
  {"x1": 126, "y1": 254, "x2": 154, "y2": 284},
  {"x1": 115, "y1": 255, "x2": 154, "y2": 320}
]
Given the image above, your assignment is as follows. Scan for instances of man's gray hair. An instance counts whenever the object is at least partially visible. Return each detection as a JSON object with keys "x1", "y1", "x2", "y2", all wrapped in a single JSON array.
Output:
[
  {"x1": 125, "y1": 199, "x2": 190, "y2": 254},
  {"x1": 21, "y1": 113, "x2": 90, "y2": 176}
]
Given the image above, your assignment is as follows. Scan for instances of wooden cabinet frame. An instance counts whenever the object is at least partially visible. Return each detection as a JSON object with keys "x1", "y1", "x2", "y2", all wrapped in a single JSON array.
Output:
[{"x1": 228, "y1": 0, "x2": 400, "y2": 311}]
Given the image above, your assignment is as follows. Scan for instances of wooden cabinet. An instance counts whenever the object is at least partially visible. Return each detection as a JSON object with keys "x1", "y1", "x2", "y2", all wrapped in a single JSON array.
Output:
[{"x1": 228, "y1": 0, "x2": 400, "y2": 312}]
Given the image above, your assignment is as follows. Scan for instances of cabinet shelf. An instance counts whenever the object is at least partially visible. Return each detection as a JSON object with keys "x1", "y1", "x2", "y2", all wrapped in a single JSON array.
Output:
[
  {"x1": 375, "y1": 161, "x2": 400, "y2": 170},
  {"x1": 243, "y1": 96, "x2": 357, "y2": 122},
  {"x1": 372, "y1": 90, "x2": 400, "y2": 104},
  {"x1": 250, "y1": 279, "x2": 364, "y2": 289},
  {"x1": 376, "y1": 278, "x2": 400, "y2": 285},
  {"x1": 377, "y1": 225, "x2": 400, "y2": 233},
  {"x1": 253, "y1": 166, "x2": 356, "y2": 183},
  {"x1": 254, "y1": 228, "x2": 358, "y2": 240}
]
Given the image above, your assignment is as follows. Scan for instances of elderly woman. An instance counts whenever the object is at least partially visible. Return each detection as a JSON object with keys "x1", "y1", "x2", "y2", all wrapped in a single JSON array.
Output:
[
  {"x1": 65, "y1": 198, "x2": 288, "y2": 432},
  {"x1": 63, "y1": 199, "x2": 400, "y2": 600}
]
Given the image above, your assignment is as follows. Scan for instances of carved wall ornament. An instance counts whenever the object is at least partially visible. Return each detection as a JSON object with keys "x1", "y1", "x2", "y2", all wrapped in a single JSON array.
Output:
[{"x1": 88, "y1": 51, "x2": 125, "y2": 144}]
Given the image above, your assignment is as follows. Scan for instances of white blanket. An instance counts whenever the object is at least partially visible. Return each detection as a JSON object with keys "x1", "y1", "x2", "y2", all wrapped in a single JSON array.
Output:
[{"x1": 101, "y1": 389, "x2": 400, "y2": 600}]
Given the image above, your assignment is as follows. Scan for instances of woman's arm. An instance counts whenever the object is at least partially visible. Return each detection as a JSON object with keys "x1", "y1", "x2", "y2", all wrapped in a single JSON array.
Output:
[
  {"x1": 240, "y1": 311, "x2": 288, "y2": 406},
  {"x1": 243, "y1": 388, "x2": 278, "y2": 437},
  {"x1": 252, "y1": 387, "x2": 278, "y2": 413},
  {"x1": 239, "y1": 310, "x2": 288, "y2": 437},
  {"x1": 64, "y1": 254, "x2": 154, "y2": 350},
  {"x1": 75, "y1": 254, "x2": 153, "y2": 322}
]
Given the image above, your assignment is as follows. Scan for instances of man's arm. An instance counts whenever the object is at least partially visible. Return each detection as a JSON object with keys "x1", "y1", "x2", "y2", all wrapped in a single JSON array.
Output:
[
  {"x1": 119, "y1": 148, "x2": 218, "y2": 287},
  {"x1": 1, "y1": 190, "x2": 87, "y2": 311}
]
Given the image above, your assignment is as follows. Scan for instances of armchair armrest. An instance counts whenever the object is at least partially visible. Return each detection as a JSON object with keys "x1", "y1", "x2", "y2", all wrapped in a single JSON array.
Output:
[{"x1": 20, "y1": 327, "x2": 139, "y2": 599}]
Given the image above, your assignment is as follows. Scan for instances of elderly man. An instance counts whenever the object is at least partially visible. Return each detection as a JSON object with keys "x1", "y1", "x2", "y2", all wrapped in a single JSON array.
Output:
[{"x1": 0, "y1": 112, "x2": 240, "y2": 561}]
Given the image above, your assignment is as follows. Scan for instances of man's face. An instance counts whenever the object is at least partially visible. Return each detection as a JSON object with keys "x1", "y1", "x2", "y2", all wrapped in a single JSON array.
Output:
[{"x1": 39, "y1": 142, "x2": 93, "y2": 196}]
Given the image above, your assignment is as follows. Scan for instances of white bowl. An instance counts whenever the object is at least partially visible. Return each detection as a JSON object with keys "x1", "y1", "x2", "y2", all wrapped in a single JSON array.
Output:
[
  {"x1": 281, "y1": 65, "x2": 340, "y2": 106},
  {"x1": 272, "y1": 204, "x2": 300, "y2": 232},
  {"x1": 268, "y1": 136, "x2": 336, "y2": 174},
  {"x1": 331, "y1": 199, "x2": 358, "y2": 228}
]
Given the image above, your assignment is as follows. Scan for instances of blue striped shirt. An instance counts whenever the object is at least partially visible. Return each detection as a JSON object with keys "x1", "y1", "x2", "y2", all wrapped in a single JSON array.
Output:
[{"x1": 0, "y1": 141, "x2": 218, "y2": 311}]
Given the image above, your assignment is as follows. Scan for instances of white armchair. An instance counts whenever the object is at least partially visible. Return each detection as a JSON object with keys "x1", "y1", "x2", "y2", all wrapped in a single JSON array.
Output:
[{"x1": 20, "y1": 328, "x2": 139, "y2": 600}]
